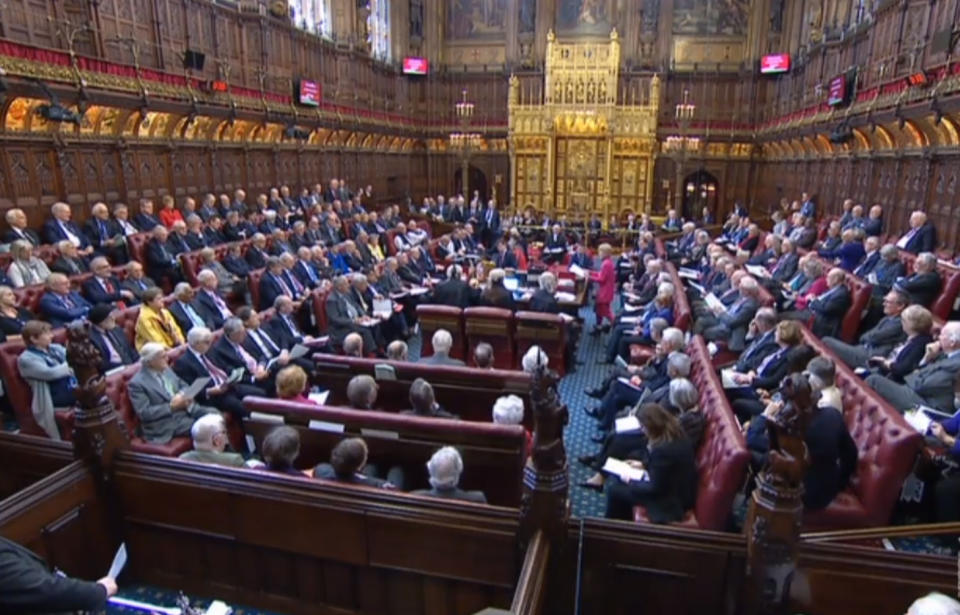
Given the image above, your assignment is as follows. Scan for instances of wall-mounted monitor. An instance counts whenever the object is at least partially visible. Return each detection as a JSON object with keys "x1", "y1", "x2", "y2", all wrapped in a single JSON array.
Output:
[
  {"x1": 296, "y1": 79, "x2": 320, "y2": 107},
  {"x1": 403, "y1": 57, "x2": 429, "y2": 75},
  {"x1": 760, "y1": 53, "x2": 791, "y2": 74},
  {"x1": 827, "y1": 74, "x2": 847, "y2": 106}
]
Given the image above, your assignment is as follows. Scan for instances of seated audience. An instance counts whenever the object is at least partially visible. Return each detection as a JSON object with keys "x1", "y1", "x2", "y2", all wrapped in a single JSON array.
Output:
[
  {"x1": 480, "y1": 268, "x2": 517, "y2": 311},
  {"x1": 127, "y1": 343, "x2": 218, "y2": 444},
  {"x1": 39, "y1": 273, "x2": 92, "y2": 327},
  {"x1": 261, "y1": 425, "x2": 303, "y2": 476},
  {"x1": 0, "y1": 285, "x2": 35, "y2": 341},
  {"x1": 385, "y1": 340, "x2": 408, "y2": 361},
  {"x1": 866, "y1": 322, "x2": 960, "y2": 413},
  {"x1": 346, "y1": 374, "x2": 378, "y2": 409},
  {"x1": 168, "y1": 283, "x2": 214, "y2": 336},
  {"x1": 134, "y1": 287, "x2": 185, "y2": 350},
  {"x1": 326, "y1": 275, "x2": 377, "y2": 355},
  {"x1": 83, "y1": 257, "x2": 135, "y2": 308},
  {"x1": 3, "y1": 208, "x2": 40, "y2": 246},
  {"x1": 87, "y1": 304, "x2": 138, "y2": 373},
  {"x1": 179, "y1": 414, "x2": 246, "y2": 467},
  {"x1": 266, "y1": 296, "x2": 311, "y2": 349},
  {"x1": 896, "y1": 252, "x2": 942, "y2": 308},
  {"x1": 412, "y1": 446, "x2": 487, "y2": 503},
  {"x1": 604, "y1": 403, "x2": 697, "y2": 522},
  {"x1": 823, "y1": 290, "x2": 909, "y2": 369},
  {"x1": 493, "y1": 394, "x2": 531, "y2": 455},
  {"x1": 134, "y1": 198, "x2": 161, "y2": 231},
  {"x1": 473, "y1": 342, "x2": 495, "y2": 369},
  {"x1": 818, "y1": 229, "x2": 866, "y2": 272},
  {"x1": 728, "y1": 320, "x2": 809, "y2": 421},
  {"x1": 313, "y1": 438, "x2": 397, "y2": 488},
  {"x1": 6, "y1": 240, "x2": 50, "y2": 288},
  {"x1": 781, "y1": 267, "x2": 851, "y2": 338},
  {"x1": 50, "y1": 240, "x2": 88, "y2": 276},
  {"x1": 17, "y1": 320, "x2": 76, "y2": 439},
  {"x1": 195, "y1": 270, "x2": 234, "y2": 329},
  {"x1": 276, "y1": 365, "x2": 313, "y2": 404},
  {"x1": 402, "y1": 378, "x2": 457, "y2": 419},
  {"x1": 419, "y1": 329, "x2": 464, "y2": 366},
  {"x1": 43, "y1": 202, "x2": 93, "y2": 253},
  {"x1": 700, "y1": 276, "x2": 761, "y2": 351},
  {"x1": 120, "y1": 261, "x2": 158, "y2": 302},
  {"x1": 209, "y1": 318, "x2": 272, "y2": 393},
  {"x1": 864, "y1": 304, "x2": 933, "y2": 383}
]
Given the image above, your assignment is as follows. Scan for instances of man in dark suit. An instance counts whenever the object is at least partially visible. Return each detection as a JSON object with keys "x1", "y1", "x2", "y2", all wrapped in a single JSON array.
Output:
[
  {"x1": 401, "y1": 378, "x2": 458, "y2": 418},
  {"x1": 204, "y1": 216, "x2": 227, "y2": 246},
  {"x1": 411, "y1": 447, "x2": 486, "y2": 502},
  {"x1": 195, "y1": 269, "x2": 235, "y2": 330},
  {"x1": 702, "y1": 277, "x2": 762, "y2": 351},
  {"x1": 258, "y1": 257, "x2": 298, "y2": 311},
  {"x1": 265, "y1": 295, "x2": 311, "y2": 349},
  {"x1": 87, "y1": 304, "x2": 138, "y2": 372},
  {"x1": 223, "y1": 210, "x2": 253, "y2": 242},
  {"x1": 2, "y1": 208, "x2": 40, "y2": 246},
  {"x1": 897, "y1": 210, "x2": 937, "y2": 255},
  {"x1": 800, "y1": 192, "x2": 815, "y2": 218},
  {"x1": 819, "y1": 229, "x2": 866, "y2": 272},
  {"x1": 807, "y1": 268, "x2": 853, "y2": 338},
  {"x1": 0, "y1": 535, "x2": 116, "y2": 612},
  {"x1": 120, "y1": 261, "x2": 158, "y2": 303},
  {"x1": 292, "y1": 247, "x2": 323, "y2": 289},
  {"x1": 824, "y1": 289, "x2": 909, "y2": 369},
  {"x1": 864, "y1": 304, "x2": 933, "y2": 383},
  {"x1": 83, "y1": 202, "x2": 129, "y2": 263},
  {"x1": 480, "y1": 201, "x2": 501, "y2": 248},
  {"x1": 223, "y1": 244, "x2": 252, "y2": 279},
  {"x1": 168, "y1": 283, "x2": 216, "y2": 335},
  {"x1": 866, "y1": 322, "x2": 960, "y2": 412},
  {"x1": 165, "y1": 220, "x2": 191, "y2": 255},
  {"x1": 184, "y1": 215, "x2": 208, "y2": 251},
  {"x1": 418, "y1": 330, "x2": 465, "y2": 367},
  {"x1": 268, "y1": 229, "x2": 293, "y2": 256},
  {"x1": 209, "y1": 318, "x2": 274, "y2": 393},
  {"x1": 144, "y1": 225, "x2": 183, "y2": 286},
  {"x1": 769, "y1": 239, "x2": 800, "y2": 283},
  {"x1": 326, "y1": 275, "x2": 377, "y2": 354},
  {"x1": 480, "y1": 270, "x2": 517, "y2": 311},
  {"x1": 133, "y1": 198, "x2": 162, "y2": 231},
  {"x1": 197, "y1": 193, "x2": 220, "y2": 222},
  {"x1": 49, "y1": 240, "x2": 89, "y2": 276},
  {"x1": 896, "y1": 252, "x2": 942, "y2": 308},
  {"x1": 853, "y1": 237, "x2": 882, "y2": 278},
  {"x1": 543, "y1": 224, "x2": 567, "y2": 264},
  {"x1": 490, "y1": 240, "x2": 517, "y2": 269},
  {"x1": 431, "y1": 264, "x2": 476, "y2": 308},
  {"x1": 82, "y1": 256, "x2": 136, "y2": 308},
  {"x1": 530, "y1": 271, "x2": 561, "y2": 314},
  {"x1": 245, "y1": 234, "x2": 270, "y2": 269},
  {"x1": 733, "y1": 308, "x2": 780, "y2": 373},
  {"x1": 237, "y1": 306, "x2": 313, "y2": 374},
  {"x1": 39, "y1": 273, "x2": 92, "y2": 327},
  {"x1": 864, "y1": 204, "x2": 883, "y2": 237},
  {"x1": 42, "y1": 202, "x2": 93, "y2": 255}
]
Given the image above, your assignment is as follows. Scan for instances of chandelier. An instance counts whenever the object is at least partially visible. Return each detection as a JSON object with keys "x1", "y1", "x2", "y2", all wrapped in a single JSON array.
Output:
[
  {"x1": 449, "y1": 132, "x2": 482, "y2": 149},
  {"x1": 675, "y1": 88, "x2": 695, "y2": 120},
  {"x1": 455, "y1": 88, "x2": 474, "y2": 118}
]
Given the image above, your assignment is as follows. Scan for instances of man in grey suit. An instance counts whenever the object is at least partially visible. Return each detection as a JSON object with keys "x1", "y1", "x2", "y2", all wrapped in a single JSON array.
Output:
[
  {"x1": 127, "y1": 343, "x2": 218, "y2": 443},
  {"x1": 411, "y1": 446, "x2": 487, "y2": 503},
  {"x1": 701, "y1": 276, "x2": 762, "y2": 352},
  {"x1": 326, "y1": 275, "x2": 377, "y2": 354},
  {"x1": 824, "y1": 289, "x2": 909, "y2": 369},
  {"x1": 179, "y1": 414, "x2": 245, "y2": 468},
  {"x1": 418, "y1": 329, "x2": 465, "y2": 366},
  {"x1": 866, "y1": 322, "x2": 960, "y2": 412}
]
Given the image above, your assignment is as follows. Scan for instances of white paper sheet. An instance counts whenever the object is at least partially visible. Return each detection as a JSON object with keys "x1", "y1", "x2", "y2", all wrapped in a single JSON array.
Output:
[
  {"x1": 615, "y1": 415, "x2": 641, "y2": 433},
  {"x1": 746, "y1": 264, "x2": 771, "y2": 278},
  {"x1": 107, "y1": 543, "x2": 127, "y2": 579},
  {"x1": 180, "y1": 377, "x2": 211, "y2": 400},
  {"x1": 602, "y1": 458, "x2": 648, "y2": 482},
  {"x1": 704, "y1": 292, "x2": 727, "y2": 313}
]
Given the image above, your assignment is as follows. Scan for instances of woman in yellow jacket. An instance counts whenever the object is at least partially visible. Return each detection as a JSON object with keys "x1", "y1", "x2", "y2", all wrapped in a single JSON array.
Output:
[{"x1": 134, "y1": 287, "x2": 185, "y2": 350}]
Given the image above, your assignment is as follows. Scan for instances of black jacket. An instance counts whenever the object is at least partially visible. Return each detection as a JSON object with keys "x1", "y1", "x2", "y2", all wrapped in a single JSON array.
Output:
[
  {"x1": 480, "y1": 285, "x2": 517, "y2": 311},
  {"x1": 809, "y1": 284, "x2": 852, "y2": 339},
  {"x1": 897, "y1": 271, "x2": 942, "y2": 308},
  {"x1": 529, "y1": 289, "x2": 560, "y2": 314},
  {"x1": 0, "y1": 536, "x2": 107, "y2": 614},
  {"x1": 89, "y1": 325, "x2": 138, "y2": 372},
  {"x1": 432, "y1": 278, "x2": 476, "y2": 309},
  {"x1": 606, "y1": 438, "x2": 697, "y2": 523}
]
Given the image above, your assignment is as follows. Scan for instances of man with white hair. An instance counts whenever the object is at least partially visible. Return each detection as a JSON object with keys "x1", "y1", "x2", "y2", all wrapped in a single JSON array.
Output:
[
  {"x1": 2, "y1": 208, "x2": 40, "y2": 246},
  {"x1": 209, "y1": 317, "x2": 272, "y2": 393},
  {"x1": 897, "y1": 210, "x2": 937, "y2": 254},
  {"x1": 419, "y1": 329, "x2": 465, "y2": 366},
  {"x1": 194, "y1": 269, "x2": 233, "y2": 329},
  {"x1": 83, "y1": 202, "x2": 129, "y2": 263},
  {"x1": 42, "y1": 202, "x2": 92, "y2": 254},
  {"x1": 521, "y1": 345, "x2": 548, "y2": 373},
  {"x1": 701, "y1": 276, "x2": 762, "y2": 351},
  {"x1": 432, "y1": 264, "x2": 476, "y2": 308},
  {"x1": 492, "y1": 395, "x2": 525, "y2": 426},
  {"x1": 595, "y1": 350, "x2": 692, "y2": 434},
  {"x1": 326, "y1": 275, "x2": 377, "y2": 354},
  {"x1": 343, "y1": 332, "x2": 364, "y2": 357},
  {"x1": 411, "y1": 447, "x2": 487, "y2": 503},
  {"x1": 128, "y1": 342, "x2": 218, "y2": 444},
  {"x1": 179, "y1": 414, "x2": 244, "y2": 467},
  {"x1": 144, "y1": 225, "x2": 183, "y2": 285},
  {"x1": 866, "y1": 322, "x2": 960, "y2": 412},
  {"x1": 402, "y1": 378, "x2": 457, "y2": 419},
  {"x1": 906, "y1": 592, "x2": 960, "y2": 615},
  {"x1": 896, "y1": 252, "x2": 943, "y2": 308}
]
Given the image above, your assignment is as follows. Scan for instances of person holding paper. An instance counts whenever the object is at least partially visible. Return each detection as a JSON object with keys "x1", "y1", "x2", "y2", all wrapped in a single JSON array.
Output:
[
  {"x1": 237, "y1": 307, "x2": 313, "y2": 374},
  {"x1": 326, "y1": 276, "x2": 378, "y2": 355},
  {"x1": 179, "y1": 414, "x2": 245, "y2": 468},
  {"x1": 0, "y1": 536, "x2": 117, "y2": 613},
  {"x1": 728, "y1": 320, "x2": 809, "y2": 422},
  {"x1": 210, "y1": 318, "x2": 274, "y2": 394},
  {"x1": 604, "y1": 403, "x2": 697, "y2": 522},
  {"x1": 700, "y1": 276, "x2": 762, "y2": 352},
  {"x1": 128, "y1": 343, "x2": 219, "y2": 444}
]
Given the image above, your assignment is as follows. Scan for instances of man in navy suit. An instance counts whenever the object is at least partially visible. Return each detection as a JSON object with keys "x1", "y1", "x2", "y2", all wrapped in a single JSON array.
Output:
[
  {"x1": 897, "y1": 211, "x2": 937, "y2": 255},
  {"x1": 209, "y1": 318, "x2": 273, "y2": 393},
  {"x1": 769, "y1": 239, "x2": 800, "y2": 283},
  {"x1": 165, "y1": 220, "x2": 192, "y2": 255},
  {"x1": 87, "y1": 304, "x2": 138, "y2": 373},
  {"x1": 896, "y1": 252, "x2": 942, "y2": 308},
  {"x1": 480, "y1": 201, "x2": 501, "y2": 248},
  {"x1": 807, "y1": 268, "x2": 853, "y2": 338},
  {"x1": 861, "y1": 304, "x2": 932, "y2": 383},
  {"x1": 863, "y1": 204, "x2": 883, "y2": 237},
  {"x1": 431, "y1": 264, "x2": 477, "y2": 309},
  {"x1": 168, "y1": 283, "x2": 216, "y2": 336},
  {"x1": 195, "y1": 270, "x2": 235, "y2": 330},
  {"x1": 853, "y1": 236, "x2": 882, "y2": 278},
  {"x1": 258, "y1": 257, "x2": 298, "y2": 311},
  {"x1": 326, "y1": 275, "x2": 377, "y2": 354},
  {"x1": 292, "y1": 247, "x2": 323, "y2": 289},
  {"x1": 245, "y1": 234, "x2": 270, "y2": 269},
  {"x1": 82, "y1": 257, "x2": 136, "y2": 308},
  {"x1": 203, "y1": 216, "x2": 226, "y2": 246},
  {"x1": 733, "y1": 308, "x2": 780, "y2": 373},
  {"x1": 133, "y1": 198, "x2": 161, "y2": 232},
  {"x1": 490, "y1": 240, "x2": 517, "y2": 269},
  {"x1": 824, "y1": 289, "x2": 908, "y2": 369},
  {"x1": 702, "y1": 277, "x2": 762, "y2": 351},
  {"x1": 819, "y1": 229, "x2": 866, "y2": 272},
  {"x1": 237, "y1": 306, "x2": 313, "y2": 374},
  {"x1": 83, "y1": 202, "x2": 129, "y2": 263},
  {"x1": 39, "y1": 273, "x2": 92, "y2": 327},
  {"x1": 869, "y1": 244, "x2": 907, "y2": 297},
  {"x1": 42, "y1": 202, "x2": 93, "y2": 255},
  {"x1": 800, "y1": 192, "x2": 816, "y2": 218},
  {"x1": 184, "y1": 215, "x2": 208, "y2": 251},
  {"x1": 144, "y1": 225, "x2": 183, "y2": 286},
  {"x1": 223, "y1": 244, "x2": 252, "y2": 279},
  {"x1": 197, "y1": 194, "x2": 220, "y2": 222},
  {"x1": 2, "y1": 208, "x2": 40, "y2": 246},
  {"x1": 265, "y1": 295, "x2": 311, "y2": 349}
]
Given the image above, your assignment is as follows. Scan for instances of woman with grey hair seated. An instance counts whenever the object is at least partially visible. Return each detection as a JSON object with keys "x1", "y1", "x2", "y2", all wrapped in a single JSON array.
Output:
[
  {"x1": 668, "y1": 378, "x2": 705, "y2": 449},
  {"x1": 493, "y1": 394, "x2": 531, "y2": 456},
  {"x1": 411, "y1": 447, "x2": 487, "y2": 503},
  {"x1": 6, "y1": 240, "x2": 51, "y2": 288}
]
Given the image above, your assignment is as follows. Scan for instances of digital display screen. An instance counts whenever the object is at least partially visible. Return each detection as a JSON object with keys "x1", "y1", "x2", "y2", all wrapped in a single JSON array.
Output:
[
  {"x1": 760, "y1": 53, "x2": 790, "y2": 74},
  {"x1": 297, "y1": 79, "x2": 320, "y2": 106},
  {"x1": 828, "y1": 74, "x2": 847, "y2": 106},
  {"x1": 402, "y1": 57, "x2": 429, "y2": 75}
]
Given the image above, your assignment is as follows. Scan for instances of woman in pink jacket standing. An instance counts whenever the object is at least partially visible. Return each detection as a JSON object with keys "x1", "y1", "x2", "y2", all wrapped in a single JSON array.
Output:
[{"x1": 590, "y1": 243, "x2": 616, "y2": 334}]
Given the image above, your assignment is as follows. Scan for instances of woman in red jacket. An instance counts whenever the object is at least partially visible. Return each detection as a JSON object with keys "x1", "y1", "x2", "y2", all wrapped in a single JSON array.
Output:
[
  {"x1": 590, "y1": 243, "x2": 616, "y2": 334},
  {"x1": 158, "y1": 194, "x2": 184, "y2": 228}
]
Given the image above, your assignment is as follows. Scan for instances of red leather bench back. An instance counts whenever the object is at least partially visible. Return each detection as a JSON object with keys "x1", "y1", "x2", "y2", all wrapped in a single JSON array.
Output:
[
  {"x1": 839, "y1": 274, "x2": 873, "y2": 343},
  {"x1": 248, "y1": 268, "x2": 264, "y2": 310},
  {"x1": 416, "y1": 305, "x2": 466, "y2": 360},
  {"x1": 0, "y1": 329, "x2": 71, "y2": 438},
  {"x1": 665, "y1": 262, "x2": 693, "y2": 331},
  {"x1": 242, "y1": 397, "x2": 526, "y2": 506},
  {"x1": 514, "y1": 311, "x2": 567, "y2": 376},
  {"x1": 685, "y1": 336, "x2": 750, "y2": 531},
  {"x1": 464, "y1": 307, "x2": 516, "y2": 370},
  {"x1": 14, "y1": 284, "x2": 46, "y2": 313}
]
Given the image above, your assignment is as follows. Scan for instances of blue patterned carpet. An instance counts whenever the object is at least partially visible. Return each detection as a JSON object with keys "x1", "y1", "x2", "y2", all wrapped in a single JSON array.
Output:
[{"x1": 108, "y1": 584, "x2": 283, "y2": 615}]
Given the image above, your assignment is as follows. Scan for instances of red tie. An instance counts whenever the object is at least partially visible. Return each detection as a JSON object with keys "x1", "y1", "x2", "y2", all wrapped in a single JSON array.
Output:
[
  {"x1": 104, "y1": 279, "x2": 125, "y2": 310},
  {"x1": 201, "y1": 354, "x2": 227, "y2": 385}
]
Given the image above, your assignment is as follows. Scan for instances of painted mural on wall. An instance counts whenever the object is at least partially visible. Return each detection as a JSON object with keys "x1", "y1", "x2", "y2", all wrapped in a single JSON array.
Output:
[
  {"x1": 673, "y1": 0, "x2": 750, "y2": 35},
  {"x1": 447, "y1": 0, "x2": 508, "y2": 38},
  {"x1": 556, "y1": 0, "x2": 611, "y2": 33}
]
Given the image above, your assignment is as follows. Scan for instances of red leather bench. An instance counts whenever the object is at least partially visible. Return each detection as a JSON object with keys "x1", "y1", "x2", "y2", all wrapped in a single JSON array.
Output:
[
  {"x1": 0, "y1": 330, "x2": 74, "y2": 439},
  {"x1": 311, "y1": 353, "x2": 534, "y2": 429},
  {"x1": 242, "y1": 397, "x2": 526, "y2": 506},
  {"x1": 416, "y1": 304, "x2": 466, "y2": 360},
  {"x1": 633, "y1": 336, "x2": 749, "y2": 531},
  {"x1": 798, "y1": 325, "x2": 924, "y2": 529},
  {"x1": 664, "y1": 262, "x2": 693, "y2": 332},
  {"x1": 837, "y1": 273, "x2": 873, "y2": 343},
  {"x1": 464, "y1": 307, "x2": 516, "y2": 370},
  {"x1": 900, "y1": 251, "x2": 960, "y2": 320}
]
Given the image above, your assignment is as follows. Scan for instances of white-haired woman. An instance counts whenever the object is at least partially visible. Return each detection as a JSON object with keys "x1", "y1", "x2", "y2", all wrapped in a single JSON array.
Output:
[
  {"x1": 493, "y1": 394, "x2": 530, "y2": 456},
  {"x1": 6, "y1": 240, "x2": 51, "y2": 288}
]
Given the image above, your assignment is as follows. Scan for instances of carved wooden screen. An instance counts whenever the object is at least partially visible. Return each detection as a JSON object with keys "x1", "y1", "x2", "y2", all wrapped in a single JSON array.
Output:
[
  {"x1": 554, "y1": 137, "x2": 606, "y2": 217},
  {"x1": 610, "y1": 140, "x2": 652, "y2": 214},
  {"x1": 515, "y1": 154, "x2": 548, "y2": 211}
]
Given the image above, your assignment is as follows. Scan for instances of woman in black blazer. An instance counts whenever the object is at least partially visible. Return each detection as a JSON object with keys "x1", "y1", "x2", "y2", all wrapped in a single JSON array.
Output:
[
  {"x1": 867, "y1": 304, "x2": 933, "y2": 383},
  {"x1": 604, "y1": 403, "x2": 698, "y2": 523}
]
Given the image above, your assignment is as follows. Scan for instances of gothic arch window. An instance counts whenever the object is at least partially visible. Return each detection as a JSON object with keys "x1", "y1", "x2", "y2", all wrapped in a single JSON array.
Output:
[
  {"x1": 368, "y1": 0, "x2": 391, "y2": 61},
  {"x1": 289, "y1": 0, "x2": 332, "y2": 39}
]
